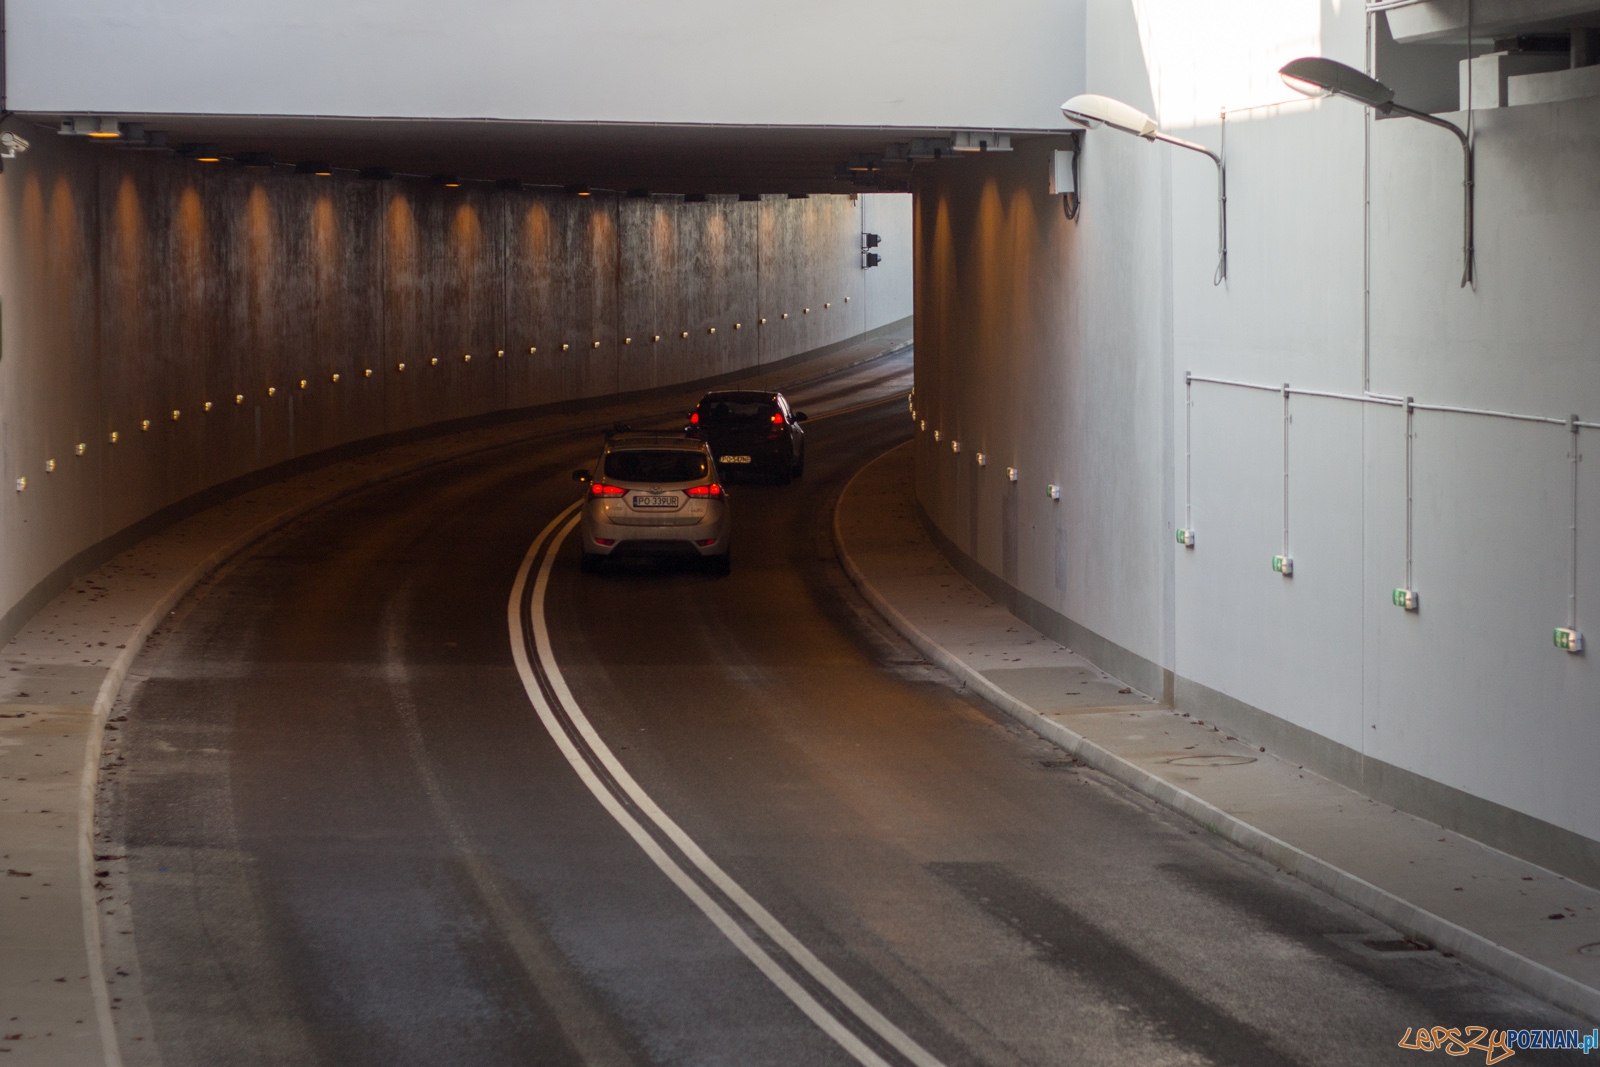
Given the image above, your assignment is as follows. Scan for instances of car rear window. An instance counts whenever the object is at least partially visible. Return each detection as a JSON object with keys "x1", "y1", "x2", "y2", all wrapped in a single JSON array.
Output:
[
  {"x1": 698, "y1": 397, "x2": 778, "y2": 424},
  {"x1": 604, "y1": 449, "x2": 708, "y2": 483}
]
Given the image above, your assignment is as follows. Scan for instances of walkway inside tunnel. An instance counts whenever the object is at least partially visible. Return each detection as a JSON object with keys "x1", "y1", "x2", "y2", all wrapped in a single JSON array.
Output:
[{"x1": 93, "y1": 348, "x2": 1575, "y2": 1067}]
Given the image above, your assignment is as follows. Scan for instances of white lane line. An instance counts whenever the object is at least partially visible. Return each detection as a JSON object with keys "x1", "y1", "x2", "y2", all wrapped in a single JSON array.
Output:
[
  {"x1": 508, "y1": 505, "x2": 948, "y2": 1067},
  {"x1": 381, "y1": 592, "x2": 636, "y2": 1067}
]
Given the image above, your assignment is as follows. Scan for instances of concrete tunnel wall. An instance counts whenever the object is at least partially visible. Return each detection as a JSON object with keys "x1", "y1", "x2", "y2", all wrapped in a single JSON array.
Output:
[
  {"x1": 911, "y1": 0, "x2": 1600, "y2": 883},
  {"x1": 0, "y1": 127, "x2": 912, "y2": 644}
]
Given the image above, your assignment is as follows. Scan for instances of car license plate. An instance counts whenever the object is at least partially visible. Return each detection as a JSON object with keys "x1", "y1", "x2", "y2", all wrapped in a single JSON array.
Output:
[
  {"x1": 632, "y1": 494, "x2": 678, "y2": 508},
  {"x1": 720, "y1": 455, "x2": 752, "y2": 464}
]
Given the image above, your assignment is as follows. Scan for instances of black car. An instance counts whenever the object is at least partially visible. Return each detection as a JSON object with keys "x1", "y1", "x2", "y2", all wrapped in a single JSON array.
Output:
[{"x1": 687, "y1": 390, "x2": 808, "y2": 484}]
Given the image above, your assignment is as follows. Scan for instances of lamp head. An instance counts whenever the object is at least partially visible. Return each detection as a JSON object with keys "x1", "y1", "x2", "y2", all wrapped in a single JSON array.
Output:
[
  {"x1": 1279, "y1": 57, "x2": 1395, "y2": 110},
  {"x1": 1060, "y1": 94, "x2": 1159, "y2": 138}
]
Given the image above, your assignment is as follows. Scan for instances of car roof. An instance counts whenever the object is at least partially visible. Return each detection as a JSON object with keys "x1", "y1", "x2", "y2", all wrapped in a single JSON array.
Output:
[
  {"x1": 604, "y1": 433, "x2": 707, "y2": 451},
  {"x1": 699, "y1": 390, "x2": 780, "y2": 402}
]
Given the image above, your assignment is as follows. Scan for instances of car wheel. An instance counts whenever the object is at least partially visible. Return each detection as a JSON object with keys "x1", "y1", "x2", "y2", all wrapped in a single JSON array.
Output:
[
  {"x1": 580, "y1": 551, "x2": 604, "y2": 574},
  {"x1": 774, "y1": 459, "x2": 792, "y2": 486},
  {"x1": 706, "y1": 551, "x2": 731, "y2": 577}
]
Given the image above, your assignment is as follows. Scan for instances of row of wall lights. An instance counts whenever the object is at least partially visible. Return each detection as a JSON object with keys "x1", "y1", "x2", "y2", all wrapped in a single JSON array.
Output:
[
  {"x1": 19, "y1": 304, "x2": 850, "y2": 486},
  {"x1": 915, "y1": 382, "x2": 1588, "y2": 656}
]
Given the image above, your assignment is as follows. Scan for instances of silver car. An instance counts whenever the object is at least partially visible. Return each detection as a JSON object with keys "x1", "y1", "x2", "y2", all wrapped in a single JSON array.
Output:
[{"x1": 573, "y1": 433, "x2": 731, "y2": 574}]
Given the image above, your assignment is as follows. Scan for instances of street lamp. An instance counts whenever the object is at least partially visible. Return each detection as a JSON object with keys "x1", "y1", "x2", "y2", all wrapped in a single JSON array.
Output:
[
  {"x1": 1279, "y1": 57, "x2": 1474, "y2": 288},
  {"x1": 1061, "y1": 94, "x2": 1227, "y2": 285}
]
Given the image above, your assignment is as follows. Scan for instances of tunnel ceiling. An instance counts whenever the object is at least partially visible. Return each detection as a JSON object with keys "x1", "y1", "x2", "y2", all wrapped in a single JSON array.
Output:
[{"x1": 16, "y1": 113, "x2": 1068, "y2": 194}]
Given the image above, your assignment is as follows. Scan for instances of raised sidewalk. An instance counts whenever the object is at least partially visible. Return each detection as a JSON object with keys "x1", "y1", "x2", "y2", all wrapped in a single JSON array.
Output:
[{"x1": 834, "y1": 441, "x2": 1600, "y2": 1023}]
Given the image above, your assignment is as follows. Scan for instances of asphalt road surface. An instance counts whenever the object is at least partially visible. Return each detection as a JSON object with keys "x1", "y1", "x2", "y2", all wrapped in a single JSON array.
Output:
[{"x1": 103, "y1": 347, "x2": 1584, "y2": 1067}]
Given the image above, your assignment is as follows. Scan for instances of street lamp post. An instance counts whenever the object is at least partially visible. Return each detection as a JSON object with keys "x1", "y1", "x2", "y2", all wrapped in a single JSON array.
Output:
[
  {"x1": 1279, "y1": 57, "x2": 1474, "y2": 288},
  {"x1": 1060, "y1": 94, "x2": 1228, "y2": 285}
]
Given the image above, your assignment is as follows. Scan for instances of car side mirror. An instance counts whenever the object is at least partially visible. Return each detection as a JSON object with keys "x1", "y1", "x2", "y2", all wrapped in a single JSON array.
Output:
[
  {"x1": 572, "y1": 469, "x2": 590, "y2": 483},
  {"x1": 794, "y1": 411, "x2": 809, "y2": 423}
]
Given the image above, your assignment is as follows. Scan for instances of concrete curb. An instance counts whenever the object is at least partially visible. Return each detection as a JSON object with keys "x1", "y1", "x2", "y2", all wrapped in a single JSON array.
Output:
[{"x1": 831, "y1": 449, "x2": 1600, "y2": 1024}]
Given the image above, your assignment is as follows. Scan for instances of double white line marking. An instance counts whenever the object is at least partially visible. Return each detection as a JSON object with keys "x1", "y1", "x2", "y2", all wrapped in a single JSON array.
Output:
[{"x1": 508, "y1": 503, "x2": 947, "y2": 1067}]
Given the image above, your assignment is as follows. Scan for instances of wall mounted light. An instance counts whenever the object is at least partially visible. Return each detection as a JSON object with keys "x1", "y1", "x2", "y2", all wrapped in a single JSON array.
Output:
[
  {"x1": 951, "y1": 439, "x2": 960, "y2": 453},
  {"x1": 760, "y1": 318, "x2": 767, "y2": 325},
  {"x1": 142, "y1": 419, "x2": 151, "y2": 431},
  {"x1": 430, "y1": 357, "x2": 438, "y2": 365},
  {"x1": 1047, "y1": 484, "x2": 1061, "y2": 499},
  {"x1": 562, "y1": 344, "x2": 570, "y2": 351},
  {"x1": 734, "y1": 323, "x2": 741, "y2": 329},
  {"x1": 171, "y1": 409, "x2": 180, "y2": 420},
  {"x1": 933, "y1": 429, "x2": 941, "y2": 442},
  {"x1": 15, "y1": 477, "x2": 25, "y2": 492},
  {"x1": 496, "y1": 350, "x2": 504, "y2": 358},
  {"x1": 680, "y1": 331, "x2": 689, "y2": 338},
  {"x1": 397, "y1": 363, "x2": 406, "y2": 371},
  {"x1": 463, "y1": 353, "x2": 471, "y2": 362},
  {"x1": 1061, "y1": 94, "x2": 1225, "y2": 283},
  {"x1": 109, "y1": 432, "x2": 119, "y2": 444},
  {"x1": 433, "y1": 174, "x2": 461, "y2": 188},
  {"x1": 803, "y1": 307, "x2": 811, "y2": 314},
  {"x1": 365, "y1": 368, "x2": 373, "y2": 376},
  {"x1": 624, "y1": 337, "x2": 631, "y2": 344},
  {"x1": 652, "y1": 335, "x2": 660, "y2": 343},
  {"x1": 267, "y1": 386, "x2": 276, "y2": 395},
  {"x1": 708, "y1": 327, "x2": 716, "y2": 334},
  {"x1": 529, "y1": 347, "x2": 538, "y2": 355},
  {"x1": 76, "y1": 443, "x2": 87, "y2": 456},
  {"x1": 46, "y1": 459, "x2": 56, "y2": 473},
  {"x1": 235, "y1": 394, "x2": 244, "y2": 404},
  {"x1": 299, "y1": 379, "x2": 308, "y2": 389},
  {"x1": 781, "y1": 313, "x2": 789, "y2": 319},
  {"x1": 295, "y1": 161, "x2": 333, "y2": 176},
  {"x1": 203, "y1": 400, "x2": 213, "y2": 411},
  {"x1": 975, "y1": 452, "x2": 987, "y2": 467},
  {"x1": 0, "y1": 132, "x2": 31, "y2": 158},
  {"x1": 1280, "y1": 57, "x2": 1474, "y2": 288},
  {"x1": 592, "y1": 341, "x2": 601, "y2": 348},
  {"x1": 1007, "y1": 466, "x2": 1018, "y2": 482},
  {"x1": 566, "y1": 184, "x2": 591, "y2": 197},
  {"x1": 331, "y1": 373, "x2": 340, "y2": 382}
]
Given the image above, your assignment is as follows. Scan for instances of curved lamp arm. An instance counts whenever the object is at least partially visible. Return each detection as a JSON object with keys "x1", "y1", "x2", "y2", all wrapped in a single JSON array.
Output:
[
  {"x1": 1280, "y1": 58, "x2": 1474, "y2": 288},
  {"x1": 1061, "y1": 94, "x2": 1227, "y2": 285}
]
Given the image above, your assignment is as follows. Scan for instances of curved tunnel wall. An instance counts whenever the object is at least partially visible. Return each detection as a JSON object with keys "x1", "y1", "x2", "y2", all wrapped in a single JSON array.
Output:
[
  {"x1": 911, "y1": 7, "x2": 1599, "y2": 882},
  {"x1": 0, "y1": 128, "x2": 911, "y2": 643}
]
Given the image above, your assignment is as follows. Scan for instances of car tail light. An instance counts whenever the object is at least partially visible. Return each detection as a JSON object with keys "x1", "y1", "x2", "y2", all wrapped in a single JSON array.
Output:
[
  {"x1": 770, "y1": 413, "x2": 784, "y2": 424},
  {"x1": 593, "y1": 537, "x2": 616, "y2": 546},
  {"x1": 590, "y1": 483, "x2": 625, "y2": 497},
  {"x1": 686, "y1": 483, "x2": 723, "y2": 498},
  {"x1": 695, "y1": 538, "x2": 719, "y2": 547},
  {"x1": 689, "y1": 412, "x2": 700, "y2": 424}
]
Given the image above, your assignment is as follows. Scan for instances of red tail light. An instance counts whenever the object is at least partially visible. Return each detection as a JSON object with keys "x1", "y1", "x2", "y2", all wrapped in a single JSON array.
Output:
[
  {"x1": 590, "y1": 482, "x2": 625, "y2": 496},
  {"x1": 686, "y1": 483, "x2": 723, "y2": 498},
  {"x1": 770, "y1": 412, "x2": 784, "y2": 424},
  {"x1": 689, "y1": 411, "x2": 700, "y2": 424}
]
